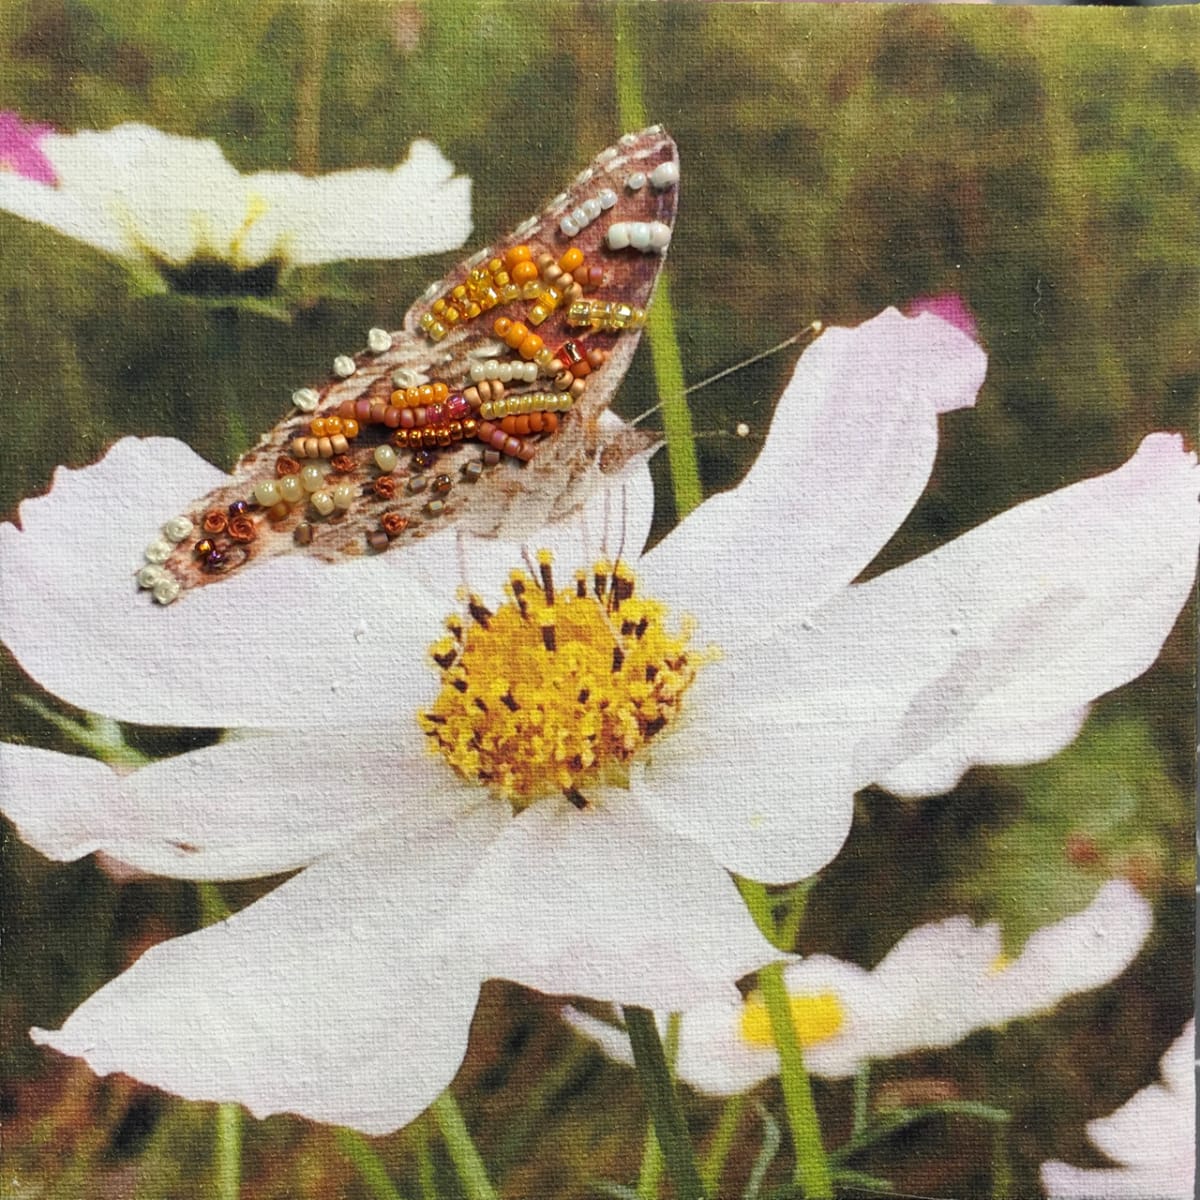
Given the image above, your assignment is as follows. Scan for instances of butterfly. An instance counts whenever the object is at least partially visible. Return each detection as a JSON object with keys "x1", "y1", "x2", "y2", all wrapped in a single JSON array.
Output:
[{"x1": 137, "y1": 127, "x2": 679, "y2": 605}]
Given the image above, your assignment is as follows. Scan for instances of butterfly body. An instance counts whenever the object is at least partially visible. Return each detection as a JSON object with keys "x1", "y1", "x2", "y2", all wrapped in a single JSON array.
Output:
[{"x1": 141, "y1": 127, "x2": 678, "y2": 602}]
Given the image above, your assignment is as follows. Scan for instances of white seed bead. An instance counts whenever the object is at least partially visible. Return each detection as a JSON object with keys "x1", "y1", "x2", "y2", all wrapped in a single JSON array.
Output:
[
  {"x1": 619, "y1": 132, "x2": 638, "y2": 148},
  {"x1": 152, "y1": 576, "x2": 181, "y2": 605},
  {"x1": 560, "y1": 216, "x2": 580, "y2": 237},
  {"x1": 470, "y1": 362, "x2": 487, "y2": 383},
  {"x1": 144, "y1": 539, "x2": 173, "y2": 564},
  {"x1": 138, "y1": 564, "x2": 167, "y2": 589},
  {"x1": 311, "y1": 490, "x2": 335, "y2": 516},
  {"x1": 522, "y1": 362, "x2": 538, "y2": 381},
  {"x1": 552, "y1": 192, "x2": 570, "y2": 207},
  {"x1": 300, "y1": 463, "x2": 325, "y2": 493},
  {"x1": 570, "y1": 205, "x2": 589, "y2": 229},
  {"x1": 367, "y1": 327, "x2": 392, "y2": 353},
  {"x1": 650, "y1": 161, "x2": 679, "y2": 189},
  {"x1": 648, "y1": 221, "x2": 672, "y2": 250},
  {"x1": 598, "y1": 187, "x2": 618, "y2": 210},
  {"x1": 332, "y1": 483, "x2": 356, "y2": 510},
  {"x1": 582, "y1": 197, "x2": 603, "y2": 221},
  {"x1": 628, "y1": 222, "x2": 652, "y2": 251},
  {"x1": 254, "y1": 479, "x2": 281, "y2": 507},
  {"x1": 498, "y1": 362, "x2": 514, "y2": 382},
  {"x1": 333, "y1": 354, "x2": 356, "y2": 378},
  {"x1": 392, "y1": 367, "x2": 424, "y2": 389},
  {"x1": 607, "y1": 223, "x2": 631, "y2": 250},
  {"x1": 736, "y1": 422, "x2": 750, "y2": 438},
  {"x1": 293, "y1": 387, "x2": 320, "y2": 412},
  {"x1": 374, "y1": 444, "x2": 398, "y2": 473},
  {"x1": 279, "y1": 474, "x2": 305, "y2": 503},
  {"x1": 626, "y1": 171, "x2": 646, "y2": 190},
  {"x1": 163, "y1": 515, "x2": 193, "y2": 542}
]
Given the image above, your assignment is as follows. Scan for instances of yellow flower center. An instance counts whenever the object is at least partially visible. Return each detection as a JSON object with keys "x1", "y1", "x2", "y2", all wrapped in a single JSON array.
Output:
[
  {"x1": 420, "y1": 553, "x2": 701, "y2": 811},
  {"x1": 740, "y1": 990, "x2": 845, "y2": 1050},
  {"x1": 988, "y1": 952, "x2": 1012, "y2": 974}
]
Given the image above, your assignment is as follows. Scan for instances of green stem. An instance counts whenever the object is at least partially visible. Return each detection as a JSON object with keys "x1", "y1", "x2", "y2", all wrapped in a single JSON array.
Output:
[
  {"x1": 214, "y1": 1102, "x2": 243, "y2": 1200},
  {"x1": 700, "y1": 1093, "x2": 746, "y2": 1196},
  {"x1": 414, "y1": 1118, "x2": 438, "y2": 1200},
  {"x1": 622, "y1": 1007, "x2": 706, "y2": 1200},
  {"x1": 831, "y1": 1101, "x2": 1011, "y2": 1165},
  {"x1": 851, "y1": 1064, "x2": 871, "y2": 1138},
  {"x1": 636, "y1": 1013, "x2": 680, "y2": 1199},
  {"x1": 431, "y1": 1093, "x2": 497, "y2": 1200},
  {"x1": 333, "y1": 1128, "x2": 407, "y2": 1200},
  {"x1": 613, "y1": 5, "x2": 702, "y2": 523},
  {"x1": 992, "y1": 1119, "x2": 1012, "y2": 1200},
  {"x1": 759, "y1": 962, "x2": 832, "y2": 1199}
]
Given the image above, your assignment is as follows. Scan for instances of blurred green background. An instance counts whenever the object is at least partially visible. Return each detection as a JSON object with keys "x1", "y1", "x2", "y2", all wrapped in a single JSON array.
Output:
[{"x1": 0, "y1": 2, "x2": 1195, "y2": 1197}]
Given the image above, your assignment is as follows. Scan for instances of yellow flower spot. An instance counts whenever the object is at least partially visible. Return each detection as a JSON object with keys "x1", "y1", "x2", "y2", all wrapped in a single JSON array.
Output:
[
  {"x1": 988, "y1": 952, "x2": 1012, "y2": 974},
  {"x1": 420, "y1": 555, "x2": 704, "y2": 811},
  {"x1": 740, "y1": 990, "x2": 845, "y2": 1050}
]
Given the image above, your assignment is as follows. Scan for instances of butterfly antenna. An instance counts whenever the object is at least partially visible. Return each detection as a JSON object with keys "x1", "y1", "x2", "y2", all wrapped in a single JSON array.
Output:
[
  {"x1": 610, "y1": 484, "x2": 629, "y2": 592},
  {"x1": 630, "y1": 320, "x2": 823, "y2": 427}
]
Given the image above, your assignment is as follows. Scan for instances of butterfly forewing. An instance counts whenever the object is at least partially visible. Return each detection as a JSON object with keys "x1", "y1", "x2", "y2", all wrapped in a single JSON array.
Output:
[{"x1": 140, "y1": 127, "x2": 678, "y2": 604}]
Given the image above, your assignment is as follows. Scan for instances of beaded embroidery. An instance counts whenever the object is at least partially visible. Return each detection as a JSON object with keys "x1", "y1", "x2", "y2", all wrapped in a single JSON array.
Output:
[{"x1": 138, "y1": 128, "x2": 678, "y2": 603}]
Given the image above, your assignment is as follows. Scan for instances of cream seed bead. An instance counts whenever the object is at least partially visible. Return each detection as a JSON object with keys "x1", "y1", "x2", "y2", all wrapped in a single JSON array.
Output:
[
  {"x1": 163, "y1": 515, "x2": 193, "y2": 542},
  {"x1": 293, "y1": 387, "x2": 320, "y2": 412},
  {"x1": 144, "y1": 539, "x2": 173, "y2": 564},
  {"x1": 254, "y1": 479, "x2": 282, "y2": 507},
  {"x1": 279, "y1": 474, "x2": 305, "y2": 503},
  {"x1": 649, "y1": 221, "x2": 672, "y2": 250},
  {"x1": 629, "y1": 222, "x2": 653, "y2": 251},
  {"x1": 374, "y1": 444, "x2": 398, "y2": 473},
  {"x1": 607, "y1": 223, "x2": 631, "y2": 250},
  {"x1": 626, "y1": 171, "x2": 646, "y2": 190},
  {"x1": 332, "y1": 483, "x2": 356, "y2": 510},
  {"x1": 582, "y1": 197, "x2": 603, "y2": 221},
  {"x1": 333, "y1": 354, "x2": 356, "y2": 378},
  {"x1": 138, "y1": 564, "x2": 167, "y2": 589},
  {"x1": 392, "y1": 367, "x2": 424, "y2": 389},
  {"x1": 311, "y1": 490, "x2": 335, "y2": 516},
  {"x1": 367, "y1": 327, "x2": 392, "y2": 353},
  {"x1": 650, "y1": 160, "x2": 679, "y2": 189},
  {"x1": 152, "y1": 576, "x2": 181, "y2": 605},
  {"x1": 300, "y1": 464, "x2": 325, "y2": 492}
]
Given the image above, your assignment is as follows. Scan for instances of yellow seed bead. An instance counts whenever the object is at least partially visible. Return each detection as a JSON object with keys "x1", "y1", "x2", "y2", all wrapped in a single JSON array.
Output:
[{"x1": 528, "y1": 304, "x2": 550, "y2": 327}]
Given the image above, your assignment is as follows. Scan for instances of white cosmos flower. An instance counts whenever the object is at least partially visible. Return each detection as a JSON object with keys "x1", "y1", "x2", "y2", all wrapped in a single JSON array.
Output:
[
  {"x1": 0, "y1": 309, "x2": 1196, "y2": 1133},
  {"x1": 1042, "y1": 1020, "x2": 1194, "y2": 1200},
  {"x1": 0, "y1": 121, "x2": 472, "y2": 284},
  {"x1": 566, "y1": 879, "x2": 1153, "y2": 1095}
]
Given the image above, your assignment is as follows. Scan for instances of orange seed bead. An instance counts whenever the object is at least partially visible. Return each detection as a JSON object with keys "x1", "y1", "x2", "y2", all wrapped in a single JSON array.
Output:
[
  {"x1": 310, "y1": 417, "x2": 328, "y2": 436},
  {"x1": 518, "y1": 334, "x2": 544, "y2": 361},
  {"x1": 325, "y1": 416, "x2": 343, "y2": 435},
  {"x1": 504, "y1": 322, "x2": 529, "y2": 349},
  {"x1": 493, "y1": 316, "x2": 513, "y2": 337},
  {"x1": 343, "y1": 418, "x2": 360, "y2": 438},
  {"x1": 512, "y1": 260, "x2": 539, "y2": 285},
  {"x1": 432, "y1": 382, "x2": 449, "y2": 402},
  {"x1": 558, "y1": 247, "x2": 584, "y2": 272},
  {"x1": 503, "y1": 244, "x2": 532, "y2": 269}
]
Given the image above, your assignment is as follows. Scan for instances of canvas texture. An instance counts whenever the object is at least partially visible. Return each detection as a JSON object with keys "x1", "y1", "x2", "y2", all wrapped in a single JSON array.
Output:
[{"x1": 0, "y1": 3, "x2": 1195, "y2": 1198}]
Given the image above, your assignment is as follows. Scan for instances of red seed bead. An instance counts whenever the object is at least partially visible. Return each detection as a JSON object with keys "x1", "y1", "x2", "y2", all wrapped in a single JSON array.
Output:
[
  {"x1": 446, "y1": 393, "x2": 470, "y2": 420},
  {"x1": 356, "y1": 397, "x2": 372, "y2": 421},
  {"x1": 427, "y1": 403, "x2": 446, "y2": 426},
  {"x1": 384, "y1": 406, "x2": 403, "y2": 428},
  {"x1": 370, "y1": 399, "x2": 387, "y2": 423},
  {"x1": 339, "y1": 399, "x2": 356, "y2": 419}
]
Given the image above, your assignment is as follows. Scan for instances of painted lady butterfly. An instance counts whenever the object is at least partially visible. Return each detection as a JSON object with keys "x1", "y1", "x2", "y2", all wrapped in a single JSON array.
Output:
[{"x1": 138, "y1": 127, "x2": 679, "y2": 605}]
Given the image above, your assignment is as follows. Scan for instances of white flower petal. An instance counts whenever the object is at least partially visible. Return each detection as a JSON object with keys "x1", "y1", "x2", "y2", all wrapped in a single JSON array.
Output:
[
  {"x1": 32, "y1": 801, "x2": 506, "y2": 1134},
  {"x1": 986, "y1": 880, "x2": 1152, "y2": 1026},
  {"x1": 674, "y1": 999, "x2": 774, "y2": 1095},
  {"x1": 452, "y1": 797, "x2": 780, "y2": 1010},
  {"x1": 257, "y1": 139, "x2": 472, "y2": 266},
  {"x1": 1042, "y1": 1022, "x2": 1195, "y2": 1199},
  {"x1": 0, "y1": 167, "x2": 126, "y2": 256},
  {"x1": 562, "y1": 1006, "x2": 638, "y2": 1069},
  {"x1": 0, "y1": 730, "x2": 439, "y2": 881},
  {"x1": 790, "y1": 434, "x2": 1200, "y2": 795},
  {"x1": 642, "y1": 309, "x2": 986, "y2": 643},
  {"x1": 0, "y1": 437, "x2": 445, "y2": 729},
  {"x1": 879, "y1": 704, "x2": 1091, "y2": 797},
  {"x1": 635, "y1": 639, "x2": 859, "y2": 885}
]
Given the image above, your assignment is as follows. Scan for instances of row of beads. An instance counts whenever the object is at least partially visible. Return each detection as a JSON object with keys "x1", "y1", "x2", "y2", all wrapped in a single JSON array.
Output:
[
  {"x1": 469, "y1": 359, "x2": 539, "y2": 384},
  {"x1": 475, "y1": 419, "x2": 537, "y2": 461},
  {"x1": 500, "y1": 411, "x2": 558, "y2": 436},
  {"x1": 559, "y1": 187, "x2": 618, "y2": 237},
  {"x1": 607, "y1": 221, "x2": 671, "y2": 253},
  {"x1": 390, "y1": 418, "x2": 480, "y2": 449},
  {"x1": 478, "y1": 392, "x2": 574, "y2": 419},
  {"x1": 309, "y1": 415, "x2": 360, "y2": 439},
  {"x1": 626, "y1": 160, "x2": 679, "y2": 191},
  {"x1": 291, "y1": 433, "x2": 351, "y2": 459},
  {"x1": 566, "y1": 299, "x2": 646, "y2": 332},
  {"x1": 139, "y1": 511, "x2": 195, "y2": 603}
]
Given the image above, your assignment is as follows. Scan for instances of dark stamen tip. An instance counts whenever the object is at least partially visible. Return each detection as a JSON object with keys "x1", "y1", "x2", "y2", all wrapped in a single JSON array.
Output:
[
  {"x1": 578, "y1": 687, "x2": 590, "y2": 704},
  {"x1": 644, "y1": 715, "x2": 667, "y2": 738},
  {"x1": 611, "y1": 645, "x2": 625, "y2": 673},
  {"x1": 468, "y1": 598, "x2": 492, "y2": 629},
  {"x1": 542, "y1": 625, "x2": 557, "y2": 652},
  {"x1": 500, "y1": 691, "x2": 519, "y2": 712},
  {"x1": 564, "y1": 787, "x2": 589, "y2": 810},
  {"x1": 540, "y1": 560, "x2": 556, "y2": 606}
]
